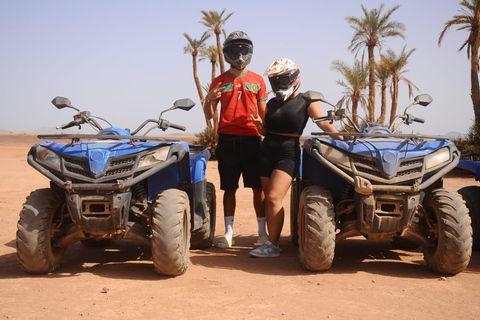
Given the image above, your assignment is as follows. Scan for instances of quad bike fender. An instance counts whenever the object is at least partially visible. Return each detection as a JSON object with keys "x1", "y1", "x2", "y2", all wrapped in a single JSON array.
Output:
[
  {"x1": 180, "y1": 179, "x2": 208, "y2": 232},
  {"x1": 457, "y1": 159, "x2": 480, "y2": 180}
]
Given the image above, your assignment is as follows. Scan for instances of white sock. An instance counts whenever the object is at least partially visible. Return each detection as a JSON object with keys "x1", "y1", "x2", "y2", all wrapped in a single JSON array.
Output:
[
  {"x1": 224, "y1": 216, "x2": 234, "y2": 239},
  {"x1": 257, "y1": 217, "x2": 267, "y2": 236}
]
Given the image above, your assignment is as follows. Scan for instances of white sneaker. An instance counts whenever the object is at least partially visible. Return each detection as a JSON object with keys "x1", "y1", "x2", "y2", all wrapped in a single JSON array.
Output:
[
  {"x1": 249, "y1": 241, "x2": 281, "y2": 258},
  {"x1": 253, "y1": 234, "x2": 268, "y2": 246}
]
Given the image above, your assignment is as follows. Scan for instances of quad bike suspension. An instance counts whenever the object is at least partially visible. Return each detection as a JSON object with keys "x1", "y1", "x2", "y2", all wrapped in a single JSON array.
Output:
[{"x1": 131, "y1": 182, "x2": 152, "y2": 229}]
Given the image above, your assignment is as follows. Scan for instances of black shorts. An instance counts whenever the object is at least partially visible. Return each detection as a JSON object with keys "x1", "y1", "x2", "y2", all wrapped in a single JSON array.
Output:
[
  {"x1": 215, "y1": 133, "x2": 262, "y2": 190},
  {"x1": 259, "y1": 134, "x2": 300, "y2": 179}
]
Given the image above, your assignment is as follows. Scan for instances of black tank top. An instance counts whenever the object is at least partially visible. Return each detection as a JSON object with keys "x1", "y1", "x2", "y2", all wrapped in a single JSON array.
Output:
[{"x1": 264, "y1": 93, "x2": 309, "y2": 135}]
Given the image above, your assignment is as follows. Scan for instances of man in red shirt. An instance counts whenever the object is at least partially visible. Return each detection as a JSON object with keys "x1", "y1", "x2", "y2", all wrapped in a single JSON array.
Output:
[{"x1": 204, "y1": 30, "x2": 268, "y2": 248}]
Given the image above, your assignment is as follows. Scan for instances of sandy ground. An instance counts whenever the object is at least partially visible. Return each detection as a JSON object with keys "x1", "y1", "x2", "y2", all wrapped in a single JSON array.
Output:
[{"x1": 1, "y1": 132, "x2": 480, "y2": 320}]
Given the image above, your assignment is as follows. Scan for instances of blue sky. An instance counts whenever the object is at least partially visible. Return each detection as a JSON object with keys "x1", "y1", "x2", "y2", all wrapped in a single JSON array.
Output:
[{"x1": 0, "y1": 0, "x2": 474, "y2": 136}]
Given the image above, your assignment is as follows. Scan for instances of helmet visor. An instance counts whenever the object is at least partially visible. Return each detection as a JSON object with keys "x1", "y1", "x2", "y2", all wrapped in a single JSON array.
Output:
[
  {"x1": 224, "y1": 44, "x2": 252, "y2": 56},
  {"x1": 269, "y1": 69, "x2": 300, "y2": 91}
]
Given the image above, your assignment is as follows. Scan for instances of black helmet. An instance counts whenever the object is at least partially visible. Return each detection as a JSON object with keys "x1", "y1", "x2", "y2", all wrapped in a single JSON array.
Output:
[{"x1": 223, "y1": 31, "x2": 253, "y2": 70}]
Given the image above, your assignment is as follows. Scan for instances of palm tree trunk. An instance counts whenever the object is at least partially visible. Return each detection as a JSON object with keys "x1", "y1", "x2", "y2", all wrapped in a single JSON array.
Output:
[
  {"x1": 352, "y1": 99, "x2": 359, "y2": 127},
  {"x1": 378, "y1": 85, "x2": 387, "y2": 125},
  {"x1": 471, "y1": 41, "x2": 480, "y2": 129},
  {"x1": 192, "y1": 55, "x2": 212, "y2": 129},
  {"x1": 368, "y1": 45, "x2": 376, "y2": 122},
  {"x1": 216, "y1": 33, "x2": 225, "y2": 74},
  {"x1": 389, "y1": 80, "x2": 399, "y2": 126},
  {"x1": 209, "y1": 62, "x2": 219, "y2": 133}
]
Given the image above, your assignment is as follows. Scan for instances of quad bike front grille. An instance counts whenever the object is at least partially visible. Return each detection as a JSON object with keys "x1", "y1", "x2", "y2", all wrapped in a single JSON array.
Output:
[
  {"x1": 353, "y1": 157, "x2": 381, "y2": 177},
  {"x1": 64, "y1": 155, "x2": 88, "y2": 167},
  {"x1": 62, "y1": 155, "x2": 136, "y2": 179},
  {"x1": 352, "y1": 156, "x2": 424, "y2": 182},
  {"x1": 64, "y1": 156, "x2": 90, "y2": 177},
  {"x1": 105, "y1": 166, "x2": 134, "y2": 176},
  {"x1": 106, "y1": 156, "x2": 135, "y2": 177}
]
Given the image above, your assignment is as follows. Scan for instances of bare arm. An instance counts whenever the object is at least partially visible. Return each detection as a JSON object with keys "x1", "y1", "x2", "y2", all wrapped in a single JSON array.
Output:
[
  {"x1": 307, "y1": 102, "x2": 343, "y2": 140},
  {"x1": 204, "y1": 82, "x2": 223, "y2": 121},
  {"x1": 204, "y1": 99, "x2": 217, "y2": 121}
]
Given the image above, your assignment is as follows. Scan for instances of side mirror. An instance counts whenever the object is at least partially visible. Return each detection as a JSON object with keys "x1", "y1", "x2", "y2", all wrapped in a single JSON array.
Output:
[
  {"x1": 303, "y1": 91, "x2": 327, "y2": 104},
  {"x1": 173, "y1": 98, "x2": 195, "y2": 111},
  {"x1": 303, "y1": 90, "x2": 338, "y2": 109},
  {"x1": 336, "y1": 109, "x2": 346, "y2": 118},
  {"x1": 414, "y1": 94, "x2": 433, "y2": 107},
  {"x1": 51, "y1": 96, "x2": 73, "y2": 109}
]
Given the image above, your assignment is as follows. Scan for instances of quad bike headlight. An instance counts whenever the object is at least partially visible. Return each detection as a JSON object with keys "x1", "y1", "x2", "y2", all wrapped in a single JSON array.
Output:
[
  {"x1": 425, "y1": 147, "x2": 450, "y2": 170},
  {"x1": 36, "y1": 146, "x2": 61, "y2": 170},
  {"x1": 320, "y1": 143, "x2": 351, "y2": 168},
  {"x1": 137, "y1": 146, "x2": 171, "y2": 169}
]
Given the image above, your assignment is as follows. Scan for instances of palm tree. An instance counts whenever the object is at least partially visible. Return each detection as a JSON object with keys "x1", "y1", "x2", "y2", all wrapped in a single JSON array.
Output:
[
  {"x1": 382, "y1": 46, "x2": 419, "y2": 126},
  {"x1": 346, "y1": 4, "x2": 405, "y2": 122},
  {"x1": 183, "y1": 32, "x2": 211, "y2": 128},
  {"x1": 200, "y1": 45, "x2": 219, "y2": 81},
  {"x1": 200, "y1": 45, "x2": 220, "y2": 131},
  {"x1": 200, "y1": 9, "x2": 234, "y2": 74},
  {"x1": 331, "y1": 59, "x2": 369, "y2": 127},
  {"x1": 438, "y1": 0, "x2": 480, "y2": 131},
  {"x1": 375, "y1": 56, "x2": 392, "y2": 125}
]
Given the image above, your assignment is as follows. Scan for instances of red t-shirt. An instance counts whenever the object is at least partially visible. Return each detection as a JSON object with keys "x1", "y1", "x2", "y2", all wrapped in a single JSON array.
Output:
[{"x1": 210, "y1": 70, "x2": 269, "y2": 136}]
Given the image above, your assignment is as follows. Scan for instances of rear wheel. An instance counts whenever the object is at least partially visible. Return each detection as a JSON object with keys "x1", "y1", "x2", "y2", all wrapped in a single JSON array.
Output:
[
  {"x1": 16, "y1": 188, "x2": 67, "y2": 274},
  {"x1": 190, "y1": 182, "x2": 216, "y2": 249},
  {"x1": 298, "y1": 186, "x2": 336, "y2": 272},
  {"x1": 151, "y1": 189, "x2": 191, "y2": 276},
  {"x1": 458, "y1": 186, "x2": 480, "y2": 251},
  {"x1": 421, "y1": 188, "x2": 472, "y2": 274}
]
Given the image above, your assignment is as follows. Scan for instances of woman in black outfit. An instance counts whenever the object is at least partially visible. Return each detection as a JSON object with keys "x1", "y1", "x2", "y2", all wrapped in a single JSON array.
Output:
[{"x1": 249, "y1": 58, "x2": 341, "y2": 258}]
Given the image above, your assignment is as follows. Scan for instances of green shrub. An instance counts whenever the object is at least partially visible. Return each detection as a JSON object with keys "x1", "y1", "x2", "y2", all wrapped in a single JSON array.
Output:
[{"x1": 193, "y1": 127, "x2": 218, "y2": 160}]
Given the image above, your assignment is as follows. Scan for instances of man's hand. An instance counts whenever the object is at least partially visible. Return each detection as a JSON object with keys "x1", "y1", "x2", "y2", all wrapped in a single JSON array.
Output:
[{"x1": 206, "y1": 82, "x2": 223, "y2": 101}]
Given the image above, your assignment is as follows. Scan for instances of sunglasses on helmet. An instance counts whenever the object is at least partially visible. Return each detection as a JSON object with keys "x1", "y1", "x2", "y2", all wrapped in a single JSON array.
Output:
[{"x1": 224, "y1": 44, "x2": 252, "y2": 56}]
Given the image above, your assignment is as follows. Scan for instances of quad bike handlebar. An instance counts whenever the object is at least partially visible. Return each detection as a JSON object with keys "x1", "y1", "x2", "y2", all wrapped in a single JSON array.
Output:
[{"x1": 51, "y1": 96, "x2": 194, "y2": 135}]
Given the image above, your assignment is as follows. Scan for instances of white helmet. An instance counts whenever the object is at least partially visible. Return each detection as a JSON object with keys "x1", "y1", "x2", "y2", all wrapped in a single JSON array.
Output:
[{"x1": 264, "y1": 58, "x2": 301, "y2": 102}]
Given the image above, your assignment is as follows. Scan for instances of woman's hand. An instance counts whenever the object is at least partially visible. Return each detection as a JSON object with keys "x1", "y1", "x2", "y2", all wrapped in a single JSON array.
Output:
[{"x1": 249, "y1": 106, "x2": 266, "y2": 135}]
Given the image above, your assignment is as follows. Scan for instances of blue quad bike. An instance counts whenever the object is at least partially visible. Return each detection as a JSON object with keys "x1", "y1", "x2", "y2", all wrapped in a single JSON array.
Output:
[
  {"x1": 16, "y1": 97, "x2": 216, "y2": 276},
  {"x1": 290, "y1": 92, "x2": 472, "y2": 275},
  {"x1": 456, "y1": 153, "x2": 480, "y2": 251}
]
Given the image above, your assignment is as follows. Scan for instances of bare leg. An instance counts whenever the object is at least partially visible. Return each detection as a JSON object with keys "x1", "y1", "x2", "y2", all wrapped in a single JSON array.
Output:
[
  {"x1": 252, "y1": 187, "x2": 265, "y2": 218},
  {"x1": 214, "y1": 189, "x2": 237, "y2": 248},
  {"x1": 262, "y1": 170, "x2": 293, "y2": 246},
  {"x1": 252, "y1": 187, "x2": 267, "y2": 240},
  {"x1": 223, "y1": 189, "x2": 236, "y2": 217}
]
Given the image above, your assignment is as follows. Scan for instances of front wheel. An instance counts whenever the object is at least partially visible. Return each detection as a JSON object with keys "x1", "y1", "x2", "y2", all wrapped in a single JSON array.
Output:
[
  {"x1": 16, "y1": 188, "x2": 67, "y2": 274},
  {"x1": 298, "y1": 186, "x2": 336, "y2": 272},
  {"x1": 151, "y1": 189, "x2": 191, "y2": 276},
  {"x1": 458, "y1": 186, "x2": 480, "y2": 251},
  {"x1": 421, "y1": 188, "x2": 472, "y2": 275}
]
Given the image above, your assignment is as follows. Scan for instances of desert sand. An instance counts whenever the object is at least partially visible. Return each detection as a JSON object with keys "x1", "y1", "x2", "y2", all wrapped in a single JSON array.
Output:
[{"x1": 1, "y1": 132, "x2": 480, "y2": 320}]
